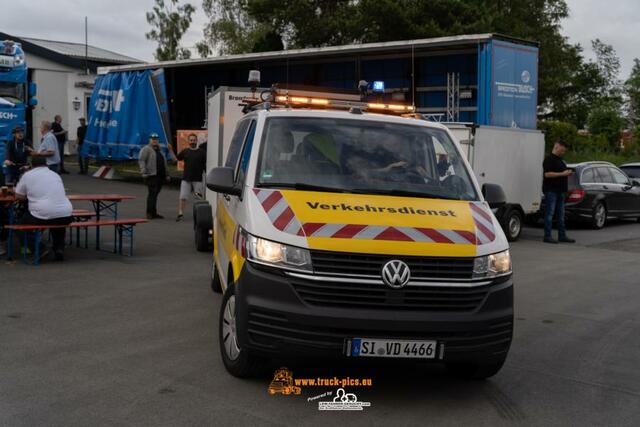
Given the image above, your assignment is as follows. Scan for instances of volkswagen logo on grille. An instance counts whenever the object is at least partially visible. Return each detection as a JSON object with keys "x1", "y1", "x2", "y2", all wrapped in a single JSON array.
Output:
[{"x1": 381, "y1": 260, "x2": 411, "y2": 289}]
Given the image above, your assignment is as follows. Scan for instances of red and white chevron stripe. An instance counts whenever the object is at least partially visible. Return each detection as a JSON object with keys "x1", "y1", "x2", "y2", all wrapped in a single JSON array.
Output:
[
  {"x1": 469, "y1": 202, "x2": 496, "y2": 244},
  {"x1": 302, "y1": 223, "x2": 477, "y2": 244},
  {"x1": 253, "y1": 189, "x2": 304, "y2": 235}
]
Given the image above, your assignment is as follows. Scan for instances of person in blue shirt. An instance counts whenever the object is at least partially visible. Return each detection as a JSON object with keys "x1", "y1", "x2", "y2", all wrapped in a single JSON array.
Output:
[
  {"x1": 32, "y1": 121, "x2": 61, "y2": 173},
  {"x1": 2, "y1": 125, "x2": 33, "y2": 184}
]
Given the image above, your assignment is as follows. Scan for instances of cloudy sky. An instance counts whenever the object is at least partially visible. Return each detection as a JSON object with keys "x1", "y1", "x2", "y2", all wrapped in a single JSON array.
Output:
[{"x1": 0, "y1": 0, "x2": 638, "y2": 77}]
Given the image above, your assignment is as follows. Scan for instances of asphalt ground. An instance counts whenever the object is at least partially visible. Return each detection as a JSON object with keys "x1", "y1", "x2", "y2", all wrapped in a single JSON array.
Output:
[{"x1": 2, "y1": 168, "x2": 640, "y2": 426}]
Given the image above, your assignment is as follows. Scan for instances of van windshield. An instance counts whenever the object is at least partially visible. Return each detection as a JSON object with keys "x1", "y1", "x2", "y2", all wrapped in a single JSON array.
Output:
[{"x1": 256, "y1": 117, "x2": 478, "y2": 201}]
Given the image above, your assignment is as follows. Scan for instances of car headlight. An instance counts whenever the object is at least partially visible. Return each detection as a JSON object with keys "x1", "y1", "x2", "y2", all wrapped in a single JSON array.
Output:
[
  {"x1": 14, "y1": 55, "x2": 24, "y2": 66},
  {"x1": 473, "y1": 250, "x2": 511, "y2": 278},
  {"x1": 245, "y1": 233, "x2": 312, "y2": 272}
]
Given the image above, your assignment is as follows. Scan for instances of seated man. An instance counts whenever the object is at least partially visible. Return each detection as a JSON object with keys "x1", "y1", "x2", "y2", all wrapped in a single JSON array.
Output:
[{"x1": 15, "y1": 156, "x2": 73, "y2": 261}]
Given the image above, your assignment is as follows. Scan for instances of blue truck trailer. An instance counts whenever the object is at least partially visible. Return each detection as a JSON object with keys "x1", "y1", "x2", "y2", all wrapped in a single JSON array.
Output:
[{"x1": 0, "y1": 39, "x2": 37, "y2": 179}]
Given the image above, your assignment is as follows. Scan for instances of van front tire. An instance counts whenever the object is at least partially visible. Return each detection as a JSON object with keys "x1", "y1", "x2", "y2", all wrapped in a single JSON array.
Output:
[
  {"x1": 211, "y1": 260, "x2": 222, "y2": 293},
  {"x1": 219, "y1": 285, "x2": 263, "y2": 377}
]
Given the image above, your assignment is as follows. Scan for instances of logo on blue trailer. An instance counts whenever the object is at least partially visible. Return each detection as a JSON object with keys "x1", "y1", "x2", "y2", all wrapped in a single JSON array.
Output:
[
  {"x1": 491, "y1": 41, "x2": 538, "y2": 129},
  {"x1": 372, "y1": 81, "x2": 385, "y2": 92}
]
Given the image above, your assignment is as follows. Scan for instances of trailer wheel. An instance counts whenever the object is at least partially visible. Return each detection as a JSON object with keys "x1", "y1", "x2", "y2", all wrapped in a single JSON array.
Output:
[
  {"x1": 194, "y1": 203, "x2": 213, "y2": 252},
  {"x1": 192, "y1": 200, "x2": 208, "y2": 229},
  {"x1": 501, "y1": 207, "x2": 523, "y2": 242}
]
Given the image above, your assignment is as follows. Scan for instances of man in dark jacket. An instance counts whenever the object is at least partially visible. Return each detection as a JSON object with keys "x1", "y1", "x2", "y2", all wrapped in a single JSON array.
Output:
[
  {"x1": 51, "y1": 115, "x2": 68, "y2": 174},
  {"x1": 542, "y1": 140, "x2": 576, "y2": 244},
  {"x1": 76, "y1": 118, "x2": 88, "y2": 174},
  {"x1": 2, "y1": 125, "x2": 33, "y2": 184},
  {"x1": 138, "y1": 133, "x2": 171, "y2": 219}
]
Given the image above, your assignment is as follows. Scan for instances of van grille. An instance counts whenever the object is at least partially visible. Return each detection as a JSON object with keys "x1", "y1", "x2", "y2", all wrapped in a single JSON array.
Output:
[
  {"x1": 290, "y1": 278, "x2": 488, "y2": 312},
  {"x1": 310, "y1": 250, "x2": 475, "y2": 280}
]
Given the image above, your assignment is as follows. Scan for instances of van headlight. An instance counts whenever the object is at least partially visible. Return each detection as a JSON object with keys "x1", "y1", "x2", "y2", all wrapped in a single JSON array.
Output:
[
  {"x1": 245, "y1": 234, "x2": 312, "y2": 272},
  {"x1": 473, "y1": 250, "x2": 511, "y2": 278}
]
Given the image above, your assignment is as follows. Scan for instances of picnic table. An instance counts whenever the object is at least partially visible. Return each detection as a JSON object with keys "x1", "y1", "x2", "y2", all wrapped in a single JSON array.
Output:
[
  {"x1": 66, "y1": 194, "x2": 136, "y2": 250},
  {"x1": 1, "y1": 193, "x2": 138, "y2": 261}
]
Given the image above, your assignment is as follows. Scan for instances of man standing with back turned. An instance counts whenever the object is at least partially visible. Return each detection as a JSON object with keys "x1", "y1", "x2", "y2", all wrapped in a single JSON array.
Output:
[
  {"x1": 51, "y1": 115, "x2": 68, "y2": 174},
  {"x1": 542, "y1": 140, "x2": 576, "y2": 244}
]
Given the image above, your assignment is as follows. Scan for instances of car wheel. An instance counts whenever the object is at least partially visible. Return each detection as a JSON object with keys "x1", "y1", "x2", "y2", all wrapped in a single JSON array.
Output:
[
  {"x1": 591, "y1": 202, "x2": 607, "y2": 229},
  {"x1": 219, "y1": 285, "x2": 263, "y2": 377},
  {"x1": 211, "y1": 259, "x2": 222, "y2": 293},
  {"x1": 502, "y1": 208, "x2": 523, "y2": 242},
  {"x1": 445, "y1": 357, "x2": 507, "y2": 380}
]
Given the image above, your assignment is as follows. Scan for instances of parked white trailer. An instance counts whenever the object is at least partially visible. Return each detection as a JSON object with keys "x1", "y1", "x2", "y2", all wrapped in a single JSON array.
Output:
[
  {"x1": 446, "y1": 123, "x2": 545, "y2": 241},
  {"x1": 194, "y1": 87, "x2": 257, "y2": 250}
]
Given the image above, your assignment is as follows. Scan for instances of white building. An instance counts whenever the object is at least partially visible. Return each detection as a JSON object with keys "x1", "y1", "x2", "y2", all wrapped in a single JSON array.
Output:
[{"x1": 0, "y1": 32, "x2": 139, "y2": 152}]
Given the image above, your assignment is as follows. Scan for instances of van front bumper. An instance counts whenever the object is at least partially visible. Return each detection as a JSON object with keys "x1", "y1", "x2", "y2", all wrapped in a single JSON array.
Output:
[{"x1": 234, "y1": 262, "x2": 513, "y2": 363}]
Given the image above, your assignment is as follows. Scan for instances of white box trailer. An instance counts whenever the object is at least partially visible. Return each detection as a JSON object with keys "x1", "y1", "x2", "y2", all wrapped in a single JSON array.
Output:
[
  {"x1": 446, "y1": 123, "x2": 545, "y2": 241},
  {"x1": 193, "y1": 87, "x2": 258, "y2": 250}
]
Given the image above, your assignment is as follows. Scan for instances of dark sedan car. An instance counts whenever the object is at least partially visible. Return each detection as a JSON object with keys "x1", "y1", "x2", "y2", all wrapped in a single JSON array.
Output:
[
  {"x1": 620, "y1": 162, "x2": 640, "y2": 185},
  {"x1": 541, "y1": 161, "x2": 640, "y2": 229}
]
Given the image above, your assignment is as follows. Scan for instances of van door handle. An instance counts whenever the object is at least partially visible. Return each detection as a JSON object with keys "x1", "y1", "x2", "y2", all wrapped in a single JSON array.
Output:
[{"x1": 602, "y1": 185, "x2": 609, "y2": 190}]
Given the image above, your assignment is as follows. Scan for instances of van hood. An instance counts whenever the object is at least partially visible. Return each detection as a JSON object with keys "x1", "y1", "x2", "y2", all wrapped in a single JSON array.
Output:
[{"x1": 250, "y1": 189, "x2": 500, "y2": 257}]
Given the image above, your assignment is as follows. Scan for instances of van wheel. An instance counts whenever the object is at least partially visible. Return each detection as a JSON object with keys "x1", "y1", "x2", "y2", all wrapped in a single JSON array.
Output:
[
  {"x1": 219, "y1": 285, "x2": 262, "y2": 377},
  {"x1": 591, "y1": 202, "x2": 606, "y2": 229},
  {"x1": 501, "y1": 208, "x2": 523, "y2": 242},
  {"x1": 445, "y1": 358, "x2": 506, "y2": 380},
  {"x1": 211, "y1": 260, "x2": 222, "y2": 293}
]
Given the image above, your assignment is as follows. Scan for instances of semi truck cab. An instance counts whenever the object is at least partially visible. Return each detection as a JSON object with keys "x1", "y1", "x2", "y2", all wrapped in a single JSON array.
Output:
[{"x1": 0, "y1": 40, "x2": 37, "y2": 179}]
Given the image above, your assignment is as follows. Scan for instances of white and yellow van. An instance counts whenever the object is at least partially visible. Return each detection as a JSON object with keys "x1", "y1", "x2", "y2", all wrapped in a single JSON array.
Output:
[{"x1": 206, "y1": 95, "x2": 512, "y2": 379}]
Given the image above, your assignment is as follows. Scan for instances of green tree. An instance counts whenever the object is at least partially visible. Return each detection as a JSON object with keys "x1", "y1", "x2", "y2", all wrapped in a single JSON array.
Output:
[
  {"x1": 146, "y1": 0, "x2": 196, "y2": 61},
  {"x1": 590, "y1": 39, "x2": 623, "y2": 107},
  {"x1": 625, "y1": 59, "x2": 640, "y2": 127},
  {"x1": 587, "y1": 104, "x2": 626, "y2": 149}
]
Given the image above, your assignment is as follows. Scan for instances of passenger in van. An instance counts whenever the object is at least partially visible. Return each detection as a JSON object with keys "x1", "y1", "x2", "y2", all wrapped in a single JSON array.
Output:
[
  {"x1": 262, "y1": 124, "x2": 294, "y2": 181},
  {"x1": 296, "y1": 133, "x2": 340, "y2": 175}
]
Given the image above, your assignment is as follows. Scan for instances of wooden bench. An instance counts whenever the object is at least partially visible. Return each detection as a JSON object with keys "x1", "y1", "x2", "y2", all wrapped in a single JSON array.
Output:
[
  {"x1": 5, "y1": 218, "x2": 148, "y2": 264},
  {"x1": 70, "y1": 209, "x2": 96, "y2": 246}
]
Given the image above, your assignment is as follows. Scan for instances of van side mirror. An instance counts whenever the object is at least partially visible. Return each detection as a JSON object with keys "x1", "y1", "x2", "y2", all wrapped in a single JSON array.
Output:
[
  {"x1": 632, "y1": 179, "x2": 640, "y2": 187},
  {"x1": 482, "y1": 183, "x2": 506, "y2": 209},
  {"x1": 206, "y1": 167, "x2": 241, "y2": 196}
]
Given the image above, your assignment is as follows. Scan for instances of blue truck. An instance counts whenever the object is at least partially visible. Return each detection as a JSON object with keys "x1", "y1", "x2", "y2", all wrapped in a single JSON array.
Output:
[{"x1": 0, "y1": 39, "x2": 37, "y2": 180}]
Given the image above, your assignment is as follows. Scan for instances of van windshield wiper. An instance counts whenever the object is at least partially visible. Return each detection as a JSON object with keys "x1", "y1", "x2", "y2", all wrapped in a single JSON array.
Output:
[
  {"x1": 350, "y1": 188, "x2": 460, "y2": 200},
  {"x1": 257, "y1": 182, "x2": 349, "y2": 193}
]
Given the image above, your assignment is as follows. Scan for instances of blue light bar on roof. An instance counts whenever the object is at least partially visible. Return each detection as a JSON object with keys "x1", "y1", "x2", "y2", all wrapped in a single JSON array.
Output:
[{"x1": 372, "y1": 81, "x2": 385, "y2": 93}]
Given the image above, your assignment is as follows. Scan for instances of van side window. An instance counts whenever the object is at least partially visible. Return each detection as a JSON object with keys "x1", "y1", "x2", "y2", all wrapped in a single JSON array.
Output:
[
  {"x1": 225, "y1": 120, "x2": 251, "y2": 171},
  {"x1": 236, "y1": 120, "x2": 257, "y2": 184}
]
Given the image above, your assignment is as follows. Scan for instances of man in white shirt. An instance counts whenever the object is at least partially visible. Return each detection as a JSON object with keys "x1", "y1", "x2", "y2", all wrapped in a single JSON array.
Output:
[
  {"x1": 15, "y1": 156, "x2": 73, "y2": 261},
  {"x1": 30, "y1": 121, "x2": 61, "y2": 173}
]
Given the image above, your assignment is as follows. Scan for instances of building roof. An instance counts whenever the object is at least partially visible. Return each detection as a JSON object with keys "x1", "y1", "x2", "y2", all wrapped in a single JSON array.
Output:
[
  {"x1": 0, "y1": 32, "x2": 141, "y2": 71},
  {"x1": 98, "y1": 33, "x2": 537, "y2": 74},
  {"x1": 18, "y1": 36, "x2": 140, "y2": 64}
]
